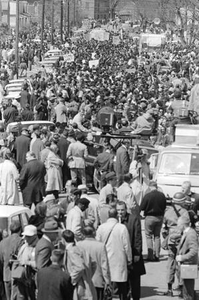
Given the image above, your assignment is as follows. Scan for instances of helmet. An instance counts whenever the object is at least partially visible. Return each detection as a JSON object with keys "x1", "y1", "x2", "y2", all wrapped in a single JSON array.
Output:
[{"x1": 173, "y1": 192, "x2": 186, "y2": 204}]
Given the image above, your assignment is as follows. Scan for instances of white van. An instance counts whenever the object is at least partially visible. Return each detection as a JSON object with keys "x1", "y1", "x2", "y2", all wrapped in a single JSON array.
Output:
[{"x1": 151, "y1": 124, "x2": 199, "y2": 197}]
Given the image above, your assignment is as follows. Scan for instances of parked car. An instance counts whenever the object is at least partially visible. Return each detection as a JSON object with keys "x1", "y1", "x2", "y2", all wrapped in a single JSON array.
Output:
[
  {"x1": 6, "y1": 121, "x2": 54, "y2": 134},
  {"x1": 0, "y1": 205, "x2": 32, "y2": 236}
]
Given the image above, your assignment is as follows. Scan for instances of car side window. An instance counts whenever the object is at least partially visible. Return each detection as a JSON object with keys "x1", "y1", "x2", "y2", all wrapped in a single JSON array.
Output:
[
  {"x1": 21, "y1": 213, "x2": 29, "y2": 228},
  {"x1": 11, "y1": 214, "x2": 20, "y2": 223}
]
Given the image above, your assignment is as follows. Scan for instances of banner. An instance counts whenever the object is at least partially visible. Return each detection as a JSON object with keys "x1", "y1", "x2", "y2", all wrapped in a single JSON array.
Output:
[
  {"x1": 89, "y1": 29, "x2": 109, "y2": 41},
  {"x1": 89, "y1": 59, "x2": 99, "y2": 68},
  {"x1": 113, "y1": 36, "x2": 120, "y2": 45}
]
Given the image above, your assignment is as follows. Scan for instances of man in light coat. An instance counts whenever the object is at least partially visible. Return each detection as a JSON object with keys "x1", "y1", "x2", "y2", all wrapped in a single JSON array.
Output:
[
  {"x1": 96, "y1": 208, "x2": 132, "y2": 300},
  {"x1": 78, "y1": 226, "x2": 111, "y2": 300},
  {"x1": 66, "y1": 132, "x2": 88, "y2": 185},
  {"x1": 117, "y1": 173, "x2": 137, "y2": 213},
  {"x1": 99, "y1": 172, "x2": 117, "y2": 207},
  {"x1": 55, "y1": 97, "x2": 68, "y2": 123},
  {"x1": 66, "y1": 198, "x2": 90, "y2": 241}
]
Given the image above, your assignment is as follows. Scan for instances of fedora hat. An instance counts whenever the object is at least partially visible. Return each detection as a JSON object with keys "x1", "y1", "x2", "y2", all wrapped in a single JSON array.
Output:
[{"x1": 42, "y1": 220, "x2": 60, "y2": 233}]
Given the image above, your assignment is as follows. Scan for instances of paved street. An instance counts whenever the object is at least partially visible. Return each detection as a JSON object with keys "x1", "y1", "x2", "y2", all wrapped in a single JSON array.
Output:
[{"x1": 87, "y1": 193, "x2": 199, "y2": 300}]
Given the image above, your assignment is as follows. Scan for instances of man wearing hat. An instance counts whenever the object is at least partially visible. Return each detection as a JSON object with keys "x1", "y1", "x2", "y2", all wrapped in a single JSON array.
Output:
[
  {"x1": 14, "y1": 127, "x2": 30, "y2": 169},
  {"x1": 66, "y1": 197, "x2": 90, "y2": 241},
  {"x1": 163, "y1": 192, "x2": 189, "y2": 296},
  {"x1": 35, "y1": 219, "x2": 60, "y2": 270},
  {"x1": 0, "y1": 221, "x2": 22, "y2": 300},
  {"x1": 67, "y1": 132, "x2": 88, "y2": 186},
  {"x1": 99, "y1": 171, "x2": 117, "y2": 207}
]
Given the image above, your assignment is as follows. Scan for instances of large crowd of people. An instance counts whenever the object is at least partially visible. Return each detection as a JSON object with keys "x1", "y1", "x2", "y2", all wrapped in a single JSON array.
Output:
[{"x1": 0, "y1": 21, "x2": 199, "y2": 300}]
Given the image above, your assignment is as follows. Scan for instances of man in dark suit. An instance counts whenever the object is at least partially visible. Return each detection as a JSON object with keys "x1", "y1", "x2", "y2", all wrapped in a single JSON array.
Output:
[
  {"x1": 117, "y1": 201, "x2": 146, "y2": 300},
  {"x1": 35, "y1": 220, "x2": 60, "y2": 270},
  {"x1": 19, "y1": 151, "x2": 46, "y2": 208},
  {"x1": 37, "y1": 249, "x2": 73, "y2": 300},
  {"x1": 57, "y1": 130, "x2": 71, "y2": 187},
  {"x1": 116, "y1": 140, "x2": 130, "y2": 186},
  {"x1": 176, "y1": 214, "x2": 198, "y2": 300},
  {"x1": 0, "y1": 221, "x2": 22, "y2": 300},
  {"x1": 14, "y1": 128, "x2": 30, "y2": 169}
]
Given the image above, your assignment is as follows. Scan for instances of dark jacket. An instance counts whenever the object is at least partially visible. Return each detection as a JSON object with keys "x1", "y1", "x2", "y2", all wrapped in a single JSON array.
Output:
[
  {"x1": 19, "y1": 158, "x2": 46, "y2": 205},
  {"x1": 116, "y1": 145, "x2": 130, "y2": 177},
  {"x1": 14, "y1": 134, "x2": 30, "y2": 168},
  {"x1": 0, "y1": 233, "x2": 22, "y2": 281},
  {"x1": 3, "y1": 106, "x2": 17, "y2": 126},
  {"x1": 37, "y1": 264, "x2": 73, "y2": 300},
  {"x1": 140, "y1": 189, "x2": 166, "y2": 216},
  {"x1": 35, "y1": 237, "x2": 54, "y2": 270},
  {"x1": 123, "y1": 212, "x2": 146, "y2": 276},
  {"x1": 57, "y1": 137, "x2": 70, "y2": 164}
]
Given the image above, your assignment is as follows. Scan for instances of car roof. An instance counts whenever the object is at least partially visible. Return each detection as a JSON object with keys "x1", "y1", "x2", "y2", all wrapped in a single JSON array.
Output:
[
  {"x1": 0, "y1": 205, "x2": 31, "y2": 218},
  {"x1": 6, "y1": 121, "x2": 54, "y2": 133}
]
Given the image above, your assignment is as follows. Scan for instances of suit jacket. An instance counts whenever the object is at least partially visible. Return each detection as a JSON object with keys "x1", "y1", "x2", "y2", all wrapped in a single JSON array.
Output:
[
  {"x1": 14, "y1": 134, "x2": 30, "y2": 168},
  {"x1": 19, "y1": 159, "x2": 46, "y2": 205},
  {"x1": 123, "y1": 213, "x2": 146, "y2": 276},
  {"x1": 67, "y1": 141, "x2": 88, "y2": 169},
  {"x1": 37, "y1": 264, "x2": 73, "y2": 300},
  {"x1": 78, "y1": 237, "x2": 111, "y2": 288},
  {"x1": 0, "y1": 233, "x2": 22, "y2": 281},
  {"x1": 35, "y1": 236, "x2": 54, "y2": 270},
  {"x1": 178, "y1": 228, "x2": 198, "y2": 264},
  {"x1": 116, "y1": 145, "x2": 130, "y2": 177}
]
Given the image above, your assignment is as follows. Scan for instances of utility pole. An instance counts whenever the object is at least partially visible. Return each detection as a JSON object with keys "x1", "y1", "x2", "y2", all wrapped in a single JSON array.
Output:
[
  {"x1": 67, "y1": 0, "x2": 70, "y2": 37},
  {"x1": 41, "y1": 0, "x2": 45, "y2": 53},
  {"x1": 60, "y1": 0, "x2": 63, "y2": 42},
  {"x1": 51, "y1": 0, "x2": 54, "y2": 45},
  {"x1": 15, "y1": 0, "x2": 19, "y2": 79},
  {"x1": 74, "y1": 0, "x2": 76, "y2": 27}
]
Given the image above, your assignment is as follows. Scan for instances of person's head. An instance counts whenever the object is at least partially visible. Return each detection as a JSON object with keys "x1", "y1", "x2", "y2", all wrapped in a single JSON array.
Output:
[
  {"x1": 51, "y1": 249, "x2": 64, "y2": 266},
  {"x1": 173, "y1": 192, "x2": 187, "y2": 206},
  {"x1": 83, "y1": 226, "x2": 95, "y2": 238},
  {"x1": 106, "y1": 194, "x2": 114, "y2": 204},
  {"x1": 50, "y1": 144, "x2": 59, "y2": 154},
  {"x1": 10, "y1": 220, "x2": 21, "y2": 235},
  {"x1": 116, "y1": 201, "x2": 127, "y2": 221},
  {"x1": 122, "y1": 139, "x2": 130, "y2": 149},
  {"x1": 62, "y1": 229, "x2": 75, "y2": 244},
  {"x1": 22, "y1": 225, "x2": 37, "y2": 245},
  {"x1": 149, "y1": 180, "x2": 158, "y2": 191},
  {"x1": 181, "y1": 181, "x2": 191, "y2": 195},
  {"x1": 123, "y1": 173, "x2": 132, "y2": 184},
  {"x1": 42, "y1": 219, "x2": 60, "y2": 242},
  {"x1": 35, "y1": 201, "x2": 47, "y2": 218},
  {"x1": 77, "y1": 198, "x2": 90, "y2": 212},
  {"x1": 77, "y1": 184, "x2": 88, "y2": 194},
  {"x1": 108, "y1": 208, "x2": 118, "y2": 219},
  {"x1": 106, "y1": 172, "x2": 117, "y2": 187},
  {"x1": 26, "y1": 151, "x2": 36, "y2": 162}
]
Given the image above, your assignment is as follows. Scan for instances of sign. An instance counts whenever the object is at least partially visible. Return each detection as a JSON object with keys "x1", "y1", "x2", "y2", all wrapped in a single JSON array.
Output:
[
  {"x1": 113, "y1": 36, "x2": 120, "y2": 45},
  {"x1": 64, "y1": 53, "x2": 75, "y2": 63},
  {"x1": 89, "y1": 29, "x2": 109, "y2": 41},
  {"x1": 89, "y1": 59, "x2": 99, "y2": 68}
]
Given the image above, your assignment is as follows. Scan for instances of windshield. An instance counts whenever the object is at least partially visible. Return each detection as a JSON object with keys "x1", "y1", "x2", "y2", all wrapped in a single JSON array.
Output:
[{"x1": 159, "y1": 153, "x2": 199, "y2": 175}]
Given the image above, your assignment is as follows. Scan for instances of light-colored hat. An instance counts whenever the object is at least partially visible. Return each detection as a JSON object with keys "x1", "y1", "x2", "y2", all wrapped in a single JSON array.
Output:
[
  {"x1": 42, "y1": 220, "x2": 60, "y2": 233},
  {"x1": 78, "y1": 184, "x2": 88, "y2": 191},
  {"x1": 22, "y1": 225, "x2": 37, "y2": 236},
  {"x1": 43, "y1": 194, "x2": 55, "y2": 203}
]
